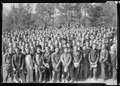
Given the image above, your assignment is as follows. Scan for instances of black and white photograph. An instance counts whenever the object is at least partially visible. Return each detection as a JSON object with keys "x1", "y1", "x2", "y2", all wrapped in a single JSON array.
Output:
[{"x1": 2, "y1": 2, "x2": 118, "y2": 85}]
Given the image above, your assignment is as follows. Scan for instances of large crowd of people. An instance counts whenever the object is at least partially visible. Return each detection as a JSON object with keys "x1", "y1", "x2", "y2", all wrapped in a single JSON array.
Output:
[{"x1": 2, "y1": 26, "x2": 117, "y2": 83}]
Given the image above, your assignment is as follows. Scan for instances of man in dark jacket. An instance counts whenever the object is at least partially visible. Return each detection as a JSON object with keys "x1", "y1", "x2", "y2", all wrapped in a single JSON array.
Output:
[{"x1": 12, "y1": 47, "x2": 23, "y2": 83}]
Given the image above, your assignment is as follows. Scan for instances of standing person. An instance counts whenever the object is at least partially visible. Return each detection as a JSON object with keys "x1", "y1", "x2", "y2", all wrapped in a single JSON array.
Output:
[
  {"x1": 19, "y1": 46, "x2": 26, "y2": 83},
  {"x1": 12, "y1": 47, "x2": 23, "y2": 83},
  {"x1": 97, "y1": 41, "x2": 102, "y2": 79},
  {"x1": 43, "y1": 46, "x2": 52, "y2": 83},
  {"x1": 89, "y1": 44, "x2": 99, "y2": 79},
  {"x1": 25, "y1": 46, "x2": 34, "y2": 83},
  {"x1": 83, "y1": 43, "x2": 90, "y2": 80},
  {"x1": 61, "y1": 47, "x2": 72, "y2": 83},
  {"x1": 72, "y1": 45, "x2": 82, "y2": 82},
  {"x1": 33, "y1": 45, "x2": 44, "y2": 83},
  {"x1": 58, "y1": 41, "x2": 64, "y2": 82},
  {"x1": 109, "y1": 46, "x2": 117, "y2": 80},
  {"x1": 3, "y1": 47, "x2": 14, "y2": 83},
  {"x1": 51, "y1": 47, "x2": 61, "y2": 83},
  {"x1": 66, "y1": 42, "x2": 74, "y2": 82},
  {"x1": 99, "y1": 44, "x2": 109, "y2": 81}
]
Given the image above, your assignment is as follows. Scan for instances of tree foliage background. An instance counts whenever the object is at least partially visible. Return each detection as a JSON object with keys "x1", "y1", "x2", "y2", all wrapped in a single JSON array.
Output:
[{"x1": 2, "y1": 2, "x2": 117, "y2": 32}]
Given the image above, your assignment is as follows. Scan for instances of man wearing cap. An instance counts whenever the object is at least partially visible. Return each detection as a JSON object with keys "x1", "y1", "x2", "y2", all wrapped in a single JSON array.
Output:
[
  {"x1": 51, "y1": 47, "x2": 61, "y2": 83},
  {"x1": 61, "y1": 47, "x2": 72, "y2": 83},
  {"x1": 89, "y1": 44, "x2": 99, "y2": 79}
]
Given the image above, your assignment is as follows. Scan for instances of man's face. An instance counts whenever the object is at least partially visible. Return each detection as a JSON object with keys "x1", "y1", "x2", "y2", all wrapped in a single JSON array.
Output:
[
  {"x1": 36, "y1": 47, "x2": 40, "y2": 53},
  {"x1": 64, "y1": 48, "x2": 67, "y2": 53},
  {"x1": 15, "y1": 48, "x2": 19, "y2": 54},
  {"x1": 55, "y1": 48, "x2": 59, "y2": 53},
  {"x1": 86, "y1": 41, "x2": 89, "y2": 47},
  {"x1": 9, "y1": 48, "x2": 12, "y2": 53},
  {"x1": 102, "y1": 44, "x2": 105, "y2": 50},
  {"x1": 73, "y1": 46, "x2": 77, "y2": 51},
  {"x1": 45, "y1": 47, "x2": 49, "y2": 52},
  {"x1": 92, "y1": 44, "x2": 96, "y2": 50},
  {"x1": 26, "y1": 48, "x2": 29, "y2": 54}
]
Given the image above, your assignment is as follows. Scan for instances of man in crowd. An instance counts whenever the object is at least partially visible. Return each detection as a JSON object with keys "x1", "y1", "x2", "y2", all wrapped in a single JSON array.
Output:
[
  {"x1": 51, "y1": 47, "x2": 61, "y2": 83},
  {"x1": 99, "y1": 44, "x2": 109, "y2": 81},
  {"x1": 109, "y1": 46, "x2": 117, "y2": 80},
  {"x1": 89, "y1": 44, "x2": 99, "y2": 79},
  {"x1": 12, "y1": 47, "x2": 23, "y2": 83},
  {"x1": 61, "y1": 47, "x2": 72, "y2": 83},
  {"x1": 33, "y1": 45, "x2": 44, "y2": 83},
  {"x1": 43, "y1": 46, "x2": 52, "y2": 83},
  {"x1": 72, "y1": 45, "x2": 82, "y2": 81},
  {"x1": 3, "y1": 47, "x2": 14, "y2": 82},
  {"x1": 25, "y1": 46, "x2": 34, "y2": 83}
]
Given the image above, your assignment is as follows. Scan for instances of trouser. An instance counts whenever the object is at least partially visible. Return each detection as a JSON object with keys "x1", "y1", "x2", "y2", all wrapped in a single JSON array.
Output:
[
  {"x1": 26, "y1": 65, "x2": 33, "y2": 83},
  {"x1": 69, "y1": 64, "x2": 75, "y2": 81},
  {"x1": 101, "y1": 63, "x2": 106, "y2": 80},
  {"x1": 79, "y1": 64, "x2": 84, "y2": 78},
  {"x1": 74, "y1": 67, "x2": 79, "y2": 81},
  {"x1": 19, "y1": 69, "x2": 26, "y2": 83},
  {"x1": 62, "y1": 66, "x2": 69, "y2": 81},
  {"x1": 97, "y1": 62, "x2": 101, "y2": 78},
  {"x1": 90, "y1": 67, "x2": 97, "y2": 79},
  {"x1": 34, "y1": 64, "x2": 42, "y2": 82},
  {"x1": 3, "y1": 65, "x2": 14, "y2": 83},
  {"x1": 43, "y1": 65, "x2": 52, "y2": 82},
  {"x1": 83, "y1": 63, "x2": 89, "y2": 79},
  {"x1": 63, "y1": 71, "x2": 69, "y2": 81},
  {"x1": 112, "y1": 66, "x2": 117, "y2": 79},
  {"x1": 52, "y1": 68, "x2": 60, "y2": 82},
  {"x1": 60, "y1": 62, "x2": 63, "y2": 81}
]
